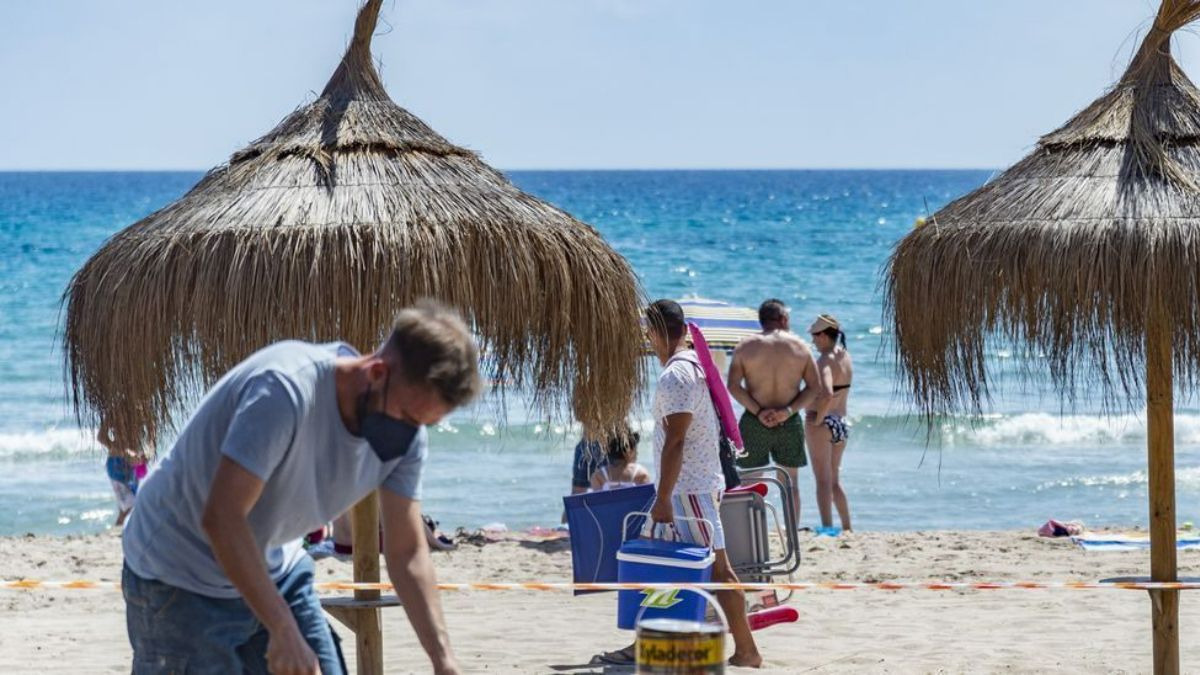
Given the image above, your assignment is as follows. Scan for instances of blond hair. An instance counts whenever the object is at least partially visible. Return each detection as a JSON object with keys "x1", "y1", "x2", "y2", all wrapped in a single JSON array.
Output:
[{"x1": 385, "y1": 300, "x2": 482, "y2": 408}]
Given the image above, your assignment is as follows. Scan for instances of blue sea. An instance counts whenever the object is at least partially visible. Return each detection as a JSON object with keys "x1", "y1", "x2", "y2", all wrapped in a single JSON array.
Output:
[{"x1": 3, "y1": 170, "x2": 1199, "y2": 536}]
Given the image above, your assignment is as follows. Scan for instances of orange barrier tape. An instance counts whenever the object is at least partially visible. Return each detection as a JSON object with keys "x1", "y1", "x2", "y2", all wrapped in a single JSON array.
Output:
[{"x1": 2, "y1": 580, "x2": 1199, "y2": 592}]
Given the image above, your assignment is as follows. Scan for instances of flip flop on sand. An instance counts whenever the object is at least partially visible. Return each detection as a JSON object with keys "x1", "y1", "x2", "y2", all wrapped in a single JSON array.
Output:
[{"x1": 592, "y1": 645, "x2": 636, "y2": 666}]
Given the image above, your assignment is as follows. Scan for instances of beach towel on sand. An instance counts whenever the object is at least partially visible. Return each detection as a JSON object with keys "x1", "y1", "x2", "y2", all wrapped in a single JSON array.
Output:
[{"x1": 1072, "y1": 533, "x2": 1200, "y2": 551}]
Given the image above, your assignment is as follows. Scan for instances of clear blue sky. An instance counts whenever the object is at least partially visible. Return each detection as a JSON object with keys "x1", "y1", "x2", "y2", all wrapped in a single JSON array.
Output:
[{"x1": 1, "y1": 0, "x2": 1194, "y2": 170}]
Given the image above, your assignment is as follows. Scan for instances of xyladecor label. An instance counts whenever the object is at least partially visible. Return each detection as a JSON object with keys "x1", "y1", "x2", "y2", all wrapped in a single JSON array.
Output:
[{"x1": 637, "y1": 636, "x2": 724, "y2": 669}]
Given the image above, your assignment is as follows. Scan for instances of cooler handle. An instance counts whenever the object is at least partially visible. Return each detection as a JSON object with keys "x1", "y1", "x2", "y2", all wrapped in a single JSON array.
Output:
[{"x1": 622, "y1": 511, "x2": 714, "y2": 546}]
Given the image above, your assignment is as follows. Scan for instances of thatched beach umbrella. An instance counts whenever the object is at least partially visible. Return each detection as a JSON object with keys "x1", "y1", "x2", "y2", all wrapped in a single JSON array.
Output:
[
  {"x1": 62, "y1": 1, "x2": 643, "y2": 670},
  {"x1": 63, "y1": 0, "x2": 644, "y2": 449},
  {"x1": 885, "y1": 2, "x2": 1200, "y2": 672}
]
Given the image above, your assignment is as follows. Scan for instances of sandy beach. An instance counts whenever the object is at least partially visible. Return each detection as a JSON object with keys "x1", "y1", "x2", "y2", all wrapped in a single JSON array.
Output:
[
  {"x1": 0, "y1": 529, "x2": 1196, "y2": 673},
  {"x1": 12, "y1": 0, "x2": 1200, "y2": 673}
]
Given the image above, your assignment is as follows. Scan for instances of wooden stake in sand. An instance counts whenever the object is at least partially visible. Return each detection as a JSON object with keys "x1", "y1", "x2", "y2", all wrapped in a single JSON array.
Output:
[
  {"x1": 322, "y1": 495, "x2": 397, "y2": 675},
  {"x1": 1148, "y1": 320, "x2": 1178, "y2": 673}
]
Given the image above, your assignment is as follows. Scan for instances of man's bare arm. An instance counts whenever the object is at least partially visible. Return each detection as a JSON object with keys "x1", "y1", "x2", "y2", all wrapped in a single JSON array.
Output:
[
  {"x1": 202, "y1": 458, "x2": 318, "y2": 675},
  {"x1": 380, "y1": 490, "x2": 459, "y2": 675},
  {"x1": 726, "y1": 348, "x2": 760, "y2": 414},
  {"x1": 656, "y1": 411, "x2": 691, "y2": 501}
]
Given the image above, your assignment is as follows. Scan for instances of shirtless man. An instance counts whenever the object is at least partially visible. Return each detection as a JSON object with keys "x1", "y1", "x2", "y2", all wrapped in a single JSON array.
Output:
[{"x1": 726, "y1": 299, "x2": 818, "y2": 524}]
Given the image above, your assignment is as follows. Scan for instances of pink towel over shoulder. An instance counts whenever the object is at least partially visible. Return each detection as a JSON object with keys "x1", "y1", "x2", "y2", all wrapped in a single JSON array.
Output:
[{"x1": 687, "y1": 322, "x2": 745, "y2": 452}]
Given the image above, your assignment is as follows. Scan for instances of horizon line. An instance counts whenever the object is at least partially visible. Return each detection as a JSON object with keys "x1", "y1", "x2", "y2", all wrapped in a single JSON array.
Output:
[{"x1": 0, "y1": 166, "x2": 1000, "y2": 174}]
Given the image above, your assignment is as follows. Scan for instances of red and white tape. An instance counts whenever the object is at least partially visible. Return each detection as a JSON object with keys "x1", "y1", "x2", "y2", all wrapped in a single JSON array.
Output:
[{"x1": 2, "y1": 580, "x2": 1196, "y2": 592}]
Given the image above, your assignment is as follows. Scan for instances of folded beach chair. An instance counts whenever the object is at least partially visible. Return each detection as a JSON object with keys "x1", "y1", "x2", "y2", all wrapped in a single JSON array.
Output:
[
  {"x1": 719, "y1": 466, "x2": 801, "y2": 612},
  {"x1": 721, "y1": 483, "x2": 772, "y2": 583}
]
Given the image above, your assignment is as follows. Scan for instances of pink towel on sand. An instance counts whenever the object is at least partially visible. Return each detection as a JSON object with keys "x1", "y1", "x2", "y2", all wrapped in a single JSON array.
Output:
[
  {"x1": 687, "y1": 322, "x2": 745, "y2": 452},
  {"x1": 1038, "y1": 519, "x2": 1085, "y2": 537}
]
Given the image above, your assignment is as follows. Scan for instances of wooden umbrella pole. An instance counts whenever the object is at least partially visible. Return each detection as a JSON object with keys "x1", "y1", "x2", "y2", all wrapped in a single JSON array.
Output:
[
  {"x1": 1147, "y1": 319, "x2": 1179, "y2": 675},
  {"x1": 351, "y1": 492, "x2": 384, "y2": 674}
]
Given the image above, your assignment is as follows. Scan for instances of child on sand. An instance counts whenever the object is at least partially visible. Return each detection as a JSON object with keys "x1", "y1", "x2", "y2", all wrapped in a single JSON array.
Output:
[{"x1": 589, "y1": 426, "x2": 650, "y2": 491}]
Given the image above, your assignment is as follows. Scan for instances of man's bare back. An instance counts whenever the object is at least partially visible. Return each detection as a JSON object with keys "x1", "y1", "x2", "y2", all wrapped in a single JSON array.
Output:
[
  {"x1": 727, "y1": 316, "x2": 817, "y2": 526},
  {"x1": 730, "y1": 331, "x2": 815, "y2": 410}
]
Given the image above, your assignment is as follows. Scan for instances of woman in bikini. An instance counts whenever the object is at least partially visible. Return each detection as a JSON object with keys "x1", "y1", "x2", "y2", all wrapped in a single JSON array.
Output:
[{"x1": 805, "y1": 314, "x2": 853, "y2": 533}]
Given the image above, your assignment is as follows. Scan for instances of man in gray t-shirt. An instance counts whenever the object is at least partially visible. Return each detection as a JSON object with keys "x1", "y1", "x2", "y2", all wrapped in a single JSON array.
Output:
[{"x1": 122, "y1": 302, "x2": 481, "y2": 675}]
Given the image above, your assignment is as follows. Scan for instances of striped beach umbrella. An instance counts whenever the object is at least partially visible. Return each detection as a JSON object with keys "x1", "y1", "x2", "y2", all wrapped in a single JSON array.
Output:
[{"x1": 677, "y1": 297, "x2": 761, "y2": 351}]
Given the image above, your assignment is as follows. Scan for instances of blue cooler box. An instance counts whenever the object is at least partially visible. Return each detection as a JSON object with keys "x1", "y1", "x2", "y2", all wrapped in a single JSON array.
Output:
[{"x1": 616, "y1": 538, "x2": 714, "y2": 629}]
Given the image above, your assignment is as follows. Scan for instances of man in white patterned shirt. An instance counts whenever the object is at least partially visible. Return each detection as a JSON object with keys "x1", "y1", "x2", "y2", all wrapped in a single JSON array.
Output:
[{"x1": 644, "y1": 299, "x2": 762, "y2": 669}]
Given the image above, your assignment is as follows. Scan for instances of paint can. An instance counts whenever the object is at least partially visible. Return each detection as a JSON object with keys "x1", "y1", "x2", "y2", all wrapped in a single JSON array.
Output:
[{"x1": 636, "y1": 618, "x2": 724, "y2": 674}]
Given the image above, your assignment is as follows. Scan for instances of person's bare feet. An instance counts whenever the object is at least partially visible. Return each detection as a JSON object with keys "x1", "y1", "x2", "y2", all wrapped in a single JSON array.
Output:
[{"x1": 729, "y1": 650, "x2": 764, "y2": 668}]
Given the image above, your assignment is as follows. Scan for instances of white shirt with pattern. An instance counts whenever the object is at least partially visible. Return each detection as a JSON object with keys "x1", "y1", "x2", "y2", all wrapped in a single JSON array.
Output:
[{"x1": 652, "y1": 350, "x2": 724, "y2": 496}]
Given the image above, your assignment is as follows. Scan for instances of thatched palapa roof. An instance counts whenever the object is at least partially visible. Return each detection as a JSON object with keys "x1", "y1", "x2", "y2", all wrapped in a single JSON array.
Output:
[
  {"x1": 63, "y1": 0, "x2": 644, "y2": 448},
  {"x1": 885, "y1": 0, "x2": 1200, "y2": 416}
]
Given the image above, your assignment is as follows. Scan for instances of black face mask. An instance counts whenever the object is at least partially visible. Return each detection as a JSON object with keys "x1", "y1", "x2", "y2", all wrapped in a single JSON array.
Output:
[{"x1": 356, "y1": 371, "x2": 421, "y2": 462}]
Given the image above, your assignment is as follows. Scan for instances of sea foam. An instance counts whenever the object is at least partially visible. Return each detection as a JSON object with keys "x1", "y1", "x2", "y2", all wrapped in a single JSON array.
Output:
[{"x1": 0, "y1": 428, "x2": 99, "y2": 460}]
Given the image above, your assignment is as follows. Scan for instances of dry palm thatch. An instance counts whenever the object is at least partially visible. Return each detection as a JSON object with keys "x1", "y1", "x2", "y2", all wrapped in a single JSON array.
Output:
[
  {"x1": 63, "y1": 0, "x2": 645, "y2": 451},
  {"x1": 885, "y1": 0, "x2": 1200, "y2": 418}
]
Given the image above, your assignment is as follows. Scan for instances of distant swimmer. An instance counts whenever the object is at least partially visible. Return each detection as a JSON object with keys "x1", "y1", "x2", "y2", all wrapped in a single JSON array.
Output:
[{"x1": 726, "y1": 299, "x2": 819, "y2": 526}]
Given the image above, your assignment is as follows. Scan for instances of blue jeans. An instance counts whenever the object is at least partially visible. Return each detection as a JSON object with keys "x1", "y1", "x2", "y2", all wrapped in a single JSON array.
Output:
[{"x1": 123, "y1": 555, "x2": 346, "y2": 674}]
